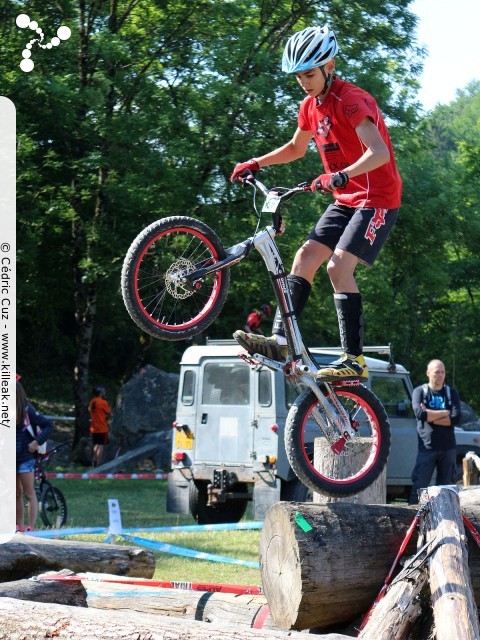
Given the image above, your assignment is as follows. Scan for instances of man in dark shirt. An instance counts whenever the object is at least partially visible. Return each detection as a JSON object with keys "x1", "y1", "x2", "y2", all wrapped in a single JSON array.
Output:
[{"x1": 409, "y1": 359, "x2": 461, "y2": 504}]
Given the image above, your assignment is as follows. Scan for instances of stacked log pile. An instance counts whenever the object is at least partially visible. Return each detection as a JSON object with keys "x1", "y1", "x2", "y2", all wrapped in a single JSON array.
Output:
[
  {"x1": 2, "y1": 484, "x2": 480, "y2": 638},
  {"x1": 259, "y1": 486, "x2": 480, "y2": 638},
  {"x1": 0, "y1": 534, "x2": 350, "y2": 638}
]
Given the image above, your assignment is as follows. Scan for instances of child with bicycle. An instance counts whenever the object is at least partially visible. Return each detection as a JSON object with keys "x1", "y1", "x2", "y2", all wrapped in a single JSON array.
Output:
[
  {"x1": 231, "y1": 25, "x2": 402, "y2": 381},
  {"x1": 16, "y1": 379, "x2": 53, "y2": 532}
]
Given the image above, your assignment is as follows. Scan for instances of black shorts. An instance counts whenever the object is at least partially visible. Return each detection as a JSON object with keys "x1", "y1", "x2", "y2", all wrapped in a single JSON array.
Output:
[
  {"x1": 92, "y1": 432, "x2": 109, "y2": 445},
  {"x1": 307, "y1": 204, "x2": 399, "y2": 266}
]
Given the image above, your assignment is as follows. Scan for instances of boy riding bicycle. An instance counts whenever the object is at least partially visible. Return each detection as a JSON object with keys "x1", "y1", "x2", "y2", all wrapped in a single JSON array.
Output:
[{"x1": 231, "y1": 25, "x2": 402, "y2": 381}]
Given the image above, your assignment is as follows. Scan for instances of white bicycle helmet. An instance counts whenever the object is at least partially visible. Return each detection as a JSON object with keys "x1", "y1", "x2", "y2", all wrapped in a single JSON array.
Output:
[{"x1": 282, "y1": 26, "x2": 338, "y2": 73}]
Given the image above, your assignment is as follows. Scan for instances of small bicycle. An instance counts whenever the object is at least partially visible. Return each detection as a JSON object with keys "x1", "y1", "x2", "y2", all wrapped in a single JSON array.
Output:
[
  {"x1": 121, "y1": 177, "x2": 390, "y2": 497},
  {"x1": 34, "y1": 442, "x2": 69, "y2": 528}
]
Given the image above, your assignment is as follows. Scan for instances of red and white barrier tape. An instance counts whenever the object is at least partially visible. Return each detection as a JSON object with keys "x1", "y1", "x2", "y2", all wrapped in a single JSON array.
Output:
[{"x1": 37, "y1": 572, "x2": 263, "y2": 595}]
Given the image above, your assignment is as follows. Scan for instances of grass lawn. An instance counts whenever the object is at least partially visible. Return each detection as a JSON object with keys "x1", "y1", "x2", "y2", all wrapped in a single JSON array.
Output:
[{"x1": 42, "y1": 479, "x2": 262, "y2": 585}]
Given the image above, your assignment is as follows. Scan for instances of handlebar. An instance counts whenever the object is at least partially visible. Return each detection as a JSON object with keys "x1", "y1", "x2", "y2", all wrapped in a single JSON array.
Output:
[{"x1": 242, "y1": 176, "x2": 310, "y2": 201}]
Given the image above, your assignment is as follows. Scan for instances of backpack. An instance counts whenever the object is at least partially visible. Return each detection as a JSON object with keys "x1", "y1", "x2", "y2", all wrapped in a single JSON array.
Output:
[
  {"x1": 422, "y1": 383, "x2": 451, "y2": 409},
  {"x1": 24, "y1": 410, "x2": 47, "y2": 455}
]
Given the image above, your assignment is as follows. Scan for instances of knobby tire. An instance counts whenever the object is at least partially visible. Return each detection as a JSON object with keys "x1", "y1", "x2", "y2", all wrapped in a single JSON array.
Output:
[
  {"x1": 121, "y1": 217, "x2": 230, "y2": 341},
  {"x1": 285, "y1": 384, "x2": 391, "y2": 497}
]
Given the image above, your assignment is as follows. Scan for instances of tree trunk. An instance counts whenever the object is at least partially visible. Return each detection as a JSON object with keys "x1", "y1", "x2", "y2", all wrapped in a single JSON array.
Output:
[
  {"x1": 0, "y1": 570, "x2": 86, "y2": 606},
  {"x1": 0, "y1": 534, "x2": 155, "y2": 581},
  {"x1": 0, "y1": 597, "x2": 353, "y2": 640},
  {"x1": 259, "y1": 501, "x2": 418, "y2": 630},
  {"x1": 463, "y1": 454, "x2": 479, "y2": 486},
  {"x1": 425, "y1": 486, "x2": 480, "y2": 640},
  {"x1": 85, "y1": 575, "x2": 277, "y2": 629},
  {"x1": 259, "y1": 491, "x2": 480, "y2": 631},
  {"x1": 313, "y1": 438, "x2": 387, "y2": 504}
]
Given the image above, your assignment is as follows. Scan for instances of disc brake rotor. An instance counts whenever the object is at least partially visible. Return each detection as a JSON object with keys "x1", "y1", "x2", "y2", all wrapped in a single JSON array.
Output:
[{"x1": 165, "y1": 258, "x2": 196, "y2": 299}]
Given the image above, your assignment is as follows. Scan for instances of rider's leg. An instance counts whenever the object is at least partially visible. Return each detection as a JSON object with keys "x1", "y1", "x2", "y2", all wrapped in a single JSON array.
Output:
[
  {"x1": 272, "y1": 240, "x2": 332, "y2": 338},
  {"x1": 317, "y1": 249, "x2": 368, "y2": 380},
  {"x1": 234, "y1": 242, "x2": 331, "y2": 360}
]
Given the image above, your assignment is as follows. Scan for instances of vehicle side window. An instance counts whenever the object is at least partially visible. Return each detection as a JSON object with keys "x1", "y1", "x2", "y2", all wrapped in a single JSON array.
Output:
[
  {"x1": 285, "y1": 381, "x2": 299, "y2": 409},
  {"x1": 259, "y1": 369, "x2": 272, "y2": 407},
  {"x1": 371, "y1": 375, "x2": 414, "y2": 419},
  {"x1": 202, "y1": 363, "x2": 250, "y2": 405},
  {"x1": 181, "y1": 370, "x2": 195, "y2": 405}
]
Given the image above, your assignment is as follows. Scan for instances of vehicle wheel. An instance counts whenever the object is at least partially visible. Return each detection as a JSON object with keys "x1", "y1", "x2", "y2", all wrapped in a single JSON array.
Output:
[
  {"x1": 39, "y1": 485, "x2": 68, "y2": 528},
  {"x1": 189, "y1": 480, "x2": 249, "y2": 524},
  {"x1": 285, "y1": 384, "x2": 391, "y2": 498},
  {"x1": 280, "y1": 478, "x2": 313, "y2": 503},
  {"x1": 122, "y1": 216, "x2": 230, "y2": 340}
]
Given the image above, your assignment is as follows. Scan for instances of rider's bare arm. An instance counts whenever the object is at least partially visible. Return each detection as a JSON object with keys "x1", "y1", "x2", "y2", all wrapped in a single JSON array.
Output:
[
  {"x1": 342, "y1": 117, "x2": 390, "y2": 179},
  {"x1": 253, "y1": 128, "x2": 312, "y2": 167}
]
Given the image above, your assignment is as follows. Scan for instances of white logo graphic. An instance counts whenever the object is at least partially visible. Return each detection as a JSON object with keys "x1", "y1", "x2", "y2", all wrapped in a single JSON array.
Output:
[{"x1": 16, "y1": 14, "x2": 71, "y2": 72}]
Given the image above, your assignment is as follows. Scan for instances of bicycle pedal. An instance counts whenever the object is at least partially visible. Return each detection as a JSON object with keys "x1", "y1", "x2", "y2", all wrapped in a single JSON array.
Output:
[
  {"x1": 237, "y1": 350, "x2": 280, "y2": 372},
  {"x1": 238, "y1": 351, "x2": 261, "y2": 366}
]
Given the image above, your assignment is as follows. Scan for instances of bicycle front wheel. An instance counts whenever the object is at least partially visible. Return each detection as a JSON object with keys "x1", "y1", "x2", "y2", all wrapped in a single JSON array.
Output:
[
  {"x1": 285, "y1": 384, "x2": 390, "y2": 497},
  {"x1": 39, "y1": 485, "x2": 68, "y2": 528},
  {"x1": 121, "y1": 216, "x2": 230, "y2": 340}
]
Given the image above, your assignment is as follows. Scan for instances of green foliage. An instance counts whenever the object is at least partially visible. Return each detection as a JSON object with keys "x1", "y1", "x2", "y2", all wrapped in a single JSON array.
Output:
[{"x1": 5, "y1": 1, "x2": 479, "y2": 412}]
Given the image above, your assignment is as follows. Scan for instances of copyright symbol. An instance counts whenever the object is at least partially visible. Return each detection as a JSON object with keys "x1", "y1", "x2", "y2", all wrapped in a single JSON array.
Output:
[{"x1": 0, "y1": 243, "x2": 10, "y2": 252}]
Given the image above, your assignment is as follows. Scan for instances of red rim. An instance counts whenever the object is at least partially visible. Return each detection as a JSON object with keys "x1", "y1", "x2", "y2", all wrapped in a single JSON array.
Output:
[
  {"x1": 300, "y1": 390, "x2": 381, "y2": 485},
  {"x1": 133, "y1": 226, "x2": 223, "y2": 331}
]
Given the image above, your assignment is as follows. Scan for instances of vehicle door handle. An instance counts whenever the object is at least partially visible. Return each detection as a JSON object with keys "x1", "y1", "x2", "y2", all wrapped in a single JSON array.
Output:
[{"x1": 201, "y1": 413, "x2": 208, "y2": 424}]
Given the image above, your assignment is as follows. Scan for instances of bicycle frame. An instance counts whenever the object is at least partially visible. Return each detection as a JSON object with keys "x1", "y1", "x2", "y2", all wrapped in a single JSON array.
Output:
[{"x1": 186, "y1": 178, "x2": 356, "y2": 440}]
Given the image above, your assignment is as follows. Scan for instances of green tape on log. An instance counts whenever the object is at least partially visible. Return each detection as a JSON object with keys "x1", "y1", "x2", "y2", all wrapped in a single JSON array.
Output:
[{"x1": 295, "y1": 512, "x2": 313, "y2": 532}]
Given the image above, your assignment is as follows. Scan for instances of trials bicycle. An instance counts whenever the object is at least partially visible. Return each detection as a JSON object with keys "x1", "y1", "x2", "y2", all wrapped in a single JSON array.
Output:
[{"x1": 121, "y1": 177, "x2": 391, "y2": 497}]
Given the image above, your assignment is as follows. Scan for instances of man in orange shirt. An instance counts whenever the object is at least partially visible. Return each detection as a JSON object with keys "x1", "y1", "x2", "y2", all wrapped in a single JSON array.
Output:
[{"x1": 89, "y1": 386, "x2": 111, "y2": 467}]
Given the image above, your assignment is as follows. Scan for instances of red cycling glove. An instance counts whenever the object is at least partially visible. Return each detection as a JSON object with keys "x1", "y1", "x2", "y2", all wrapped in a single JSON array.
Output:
[
  {"x1": 230, "y1": 159, "x2": 260, "y2": 182},
  {"x1": 310, "y1": 171, "x2": 349, "y2": 192}
]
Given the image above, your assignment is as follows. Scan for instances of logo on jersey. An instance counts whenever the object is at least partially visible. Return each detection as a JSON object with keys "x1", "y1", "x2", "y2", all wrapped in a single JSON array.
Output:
[
  {"x1": 316, "y1": 116, "x2": 331, "y2": 138},
  {"x1": 344, "y1": 103, "x2": 358, "y2": 118},
  {"x1": 365, "y1": 208, "x2": 387, "y2": 245}
]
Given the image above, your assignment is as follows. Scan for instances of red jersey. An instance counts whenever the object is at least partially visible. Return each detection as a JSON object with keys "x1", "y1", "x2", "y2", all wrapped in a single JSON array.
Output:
[
  {"x1": 89, "y1": 396, "x2": 111, "y2": 434},
  {"x1": 298, "y1": 77, "x2": 402, "y2": 209}
]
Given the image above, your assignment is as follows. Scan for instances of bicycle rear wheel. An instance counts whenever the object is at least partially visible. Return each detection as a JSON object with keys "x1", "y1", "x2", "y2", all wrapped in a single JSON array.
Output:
[
  {"x1": 39, "y1": 485, "x2": 68, "y2": 528},
  {"x1": 121, "y1": 216, "x2": 230, "y2": 340},
  {"x1": 285, "y1": 384, "x2": 390, "y2": 497}
]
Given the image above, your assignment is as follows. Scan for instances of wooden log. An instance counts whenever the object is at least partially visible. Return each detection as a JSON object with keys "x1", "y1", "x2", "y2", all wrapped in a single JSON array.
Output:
[
  {"x1": 259, "y1": 496, "x2": 480, "y2": 631},
  {"x1": 459, "y1": 487, "x2": 480, "y2": 600},
  {"x1": 425, "y1": 486, "x2": 480, "y2": 640},
  {"x1": 357, "y1": 517, "x2": 429, "y2": 640},
  {"x1": 259, "y1": 501, "x2": 419, "y2": 630},
  {"x1": 463, "y1": 455, "x2": 479, "y2": 486},
  {"x1": 0, "y1": 569, "x2": 87, "y2": 606},
  {"x1": 84, "y1": 576, "x2": 277, "y2": 629},
  {"x1": 0, "y1": 533, "x2": 155, "y2": 581},
  {"x1": 0, "y1": 596, "x2": 353, "y2": 640},
  {"x1": 313, "y1": 438, "x2": 386, "y2": 504}
]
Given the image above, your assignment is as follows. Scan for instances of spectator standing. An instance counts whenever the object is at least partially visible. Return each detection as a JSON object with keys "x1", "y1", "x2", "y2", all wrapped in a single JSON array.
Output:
[
  {"x1": 244, "y1": 303, "x2": 272, "y2": 335},
  {"x1": 16, "y1": 380, "x2": 53, "y2": 532},
  {"x1": 89, "y1": 386, "x2": 111, "y2": 467},
  {"x1": 409, "y1": 359, "x2": 461, "y2": 504}
]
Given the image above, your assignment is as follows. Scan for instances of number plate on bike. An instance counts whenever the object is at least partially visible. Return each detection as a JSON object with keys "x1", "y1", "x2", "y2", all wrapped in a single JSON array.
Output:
[{"x1": 262, "y1": 193, "x2": 281, "y2": 213}]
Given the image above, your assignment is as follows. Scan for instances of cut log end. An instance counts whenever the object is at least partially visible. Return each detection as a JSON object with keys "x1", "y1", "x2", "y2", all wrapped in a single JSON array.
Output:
[{"x1": 259, "y1": 502, "x2": 302, "y2": 630}]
